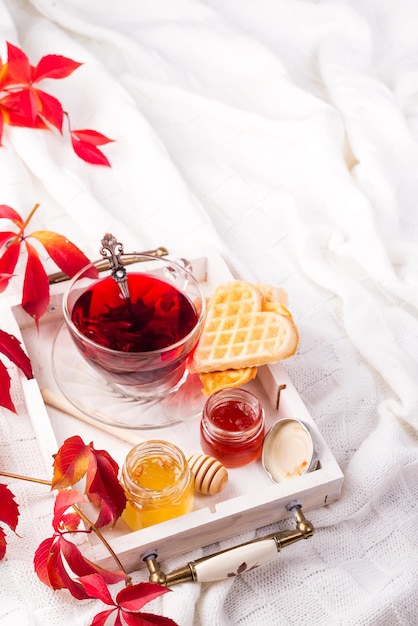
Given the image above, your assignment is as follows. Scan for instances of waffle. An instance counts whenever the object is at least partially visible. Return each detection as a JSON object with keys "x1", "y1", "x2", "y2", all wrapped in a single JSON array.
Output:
[
  {"x1": 192, "y1": 280, "x2": 299, "y2": 373},
  {"x1": 199, "y1": 366, "x2": 258, "y2": 396}
]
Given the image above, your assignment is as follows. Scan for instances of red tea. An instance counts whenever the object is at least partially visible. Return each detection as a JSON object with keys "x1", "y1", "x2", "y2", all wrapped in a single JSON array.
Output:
[{"x1": 71, "y1": 273, "x2": 198, "y2": 352}]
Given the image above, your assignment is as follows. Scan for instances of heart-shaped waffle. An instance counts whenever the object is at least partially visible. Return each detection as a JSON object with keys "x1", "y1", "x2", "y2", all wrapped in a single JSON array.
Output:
[{"x1": 191, "y1": 280, "x2": 299, "y2": 373}]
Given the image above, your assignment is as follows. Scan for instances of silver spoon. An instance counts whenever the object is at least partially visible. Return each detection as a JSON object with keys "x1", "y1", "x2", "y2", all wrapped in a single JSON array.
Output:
[{"x1": 100, "y1": 232, "x2": 130, "y2": 300}]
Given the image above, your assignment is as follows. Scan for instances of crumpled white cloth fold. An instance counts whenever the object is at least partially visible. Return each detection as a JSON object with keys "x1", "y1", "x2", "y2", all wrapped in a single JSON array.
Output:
[{"x1": 1, "y1": 0, "x2": 418, "y2": 624}]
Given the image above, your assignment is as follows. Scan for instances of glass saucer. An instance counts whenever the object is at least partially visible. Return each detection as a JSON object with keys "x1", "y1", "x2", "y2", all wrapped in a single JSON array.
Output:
[{"x1": 51, "y1": 322, "x2": 206, "y2": 430}]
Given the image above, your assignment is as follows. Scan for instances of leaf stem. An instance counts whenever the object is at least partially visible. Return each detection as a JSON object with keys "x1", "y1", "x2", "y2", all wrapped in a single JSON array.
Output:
[
  {"x1": 22, "y1": 202, "x2": 41, "y2": 231},
  {"x1": 0, "y1": 470, "x2": 52, "y2": 486},
  {"x1": 72, "y1": 504, "x2": 132, "y2": 585}
]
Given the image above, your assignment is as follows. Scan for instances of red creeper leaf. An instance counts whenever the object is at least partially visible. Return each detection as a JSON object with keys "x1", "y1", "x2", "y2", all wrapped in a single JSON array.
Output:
[
  {"x1": 0, "y1": 307, "x2": 33, "y2": 415},
  {"x1": 32, "y1": 54, "x2": 82, "y2": 82},
  {"x1": 70, "y1": 131, "x2": 112, "y2": 167},
  {"x1": 0, "y1": 328, "x2": 33, "y2": 379},
  {"x1": 59, "y1": 510, "x2": 83, "y2": 532},
  {"x1": 90, "y1": 609, "x2": 116, "y2": 626},
  {"x1": 33, "y1": 535, "x2": 91, "y2": 599},
  {"x1": 21, "y1": 240, "x2": 50, "y2": 325},
  {"x1": 76, "y1": 573, "x2": 115, "y2": 605},
  {"x1": 52, "y1": 488, "x2": 84, "y2": 531},
  {"x1": 34, "y1": 536, "x2": 59, "y2": 587},
  {"x1": 5, "y1": 41, "x2": 32, "y2": 84},
  {"x1": 29, "y1": 230, "x2": 91, "y2": 278},
  {"x1": 0, "y1": 360, "x2": 15, "y2": 412},
  {"x1": 79, "y1": 578, "x2": 177, "y2": 626},
  {"x1": 34, "y1": 533, "x2": 126, "y2": 598},
  {"x1": 0, "y1": 484, "x2": 19, "y2": 558},
  {"x1": 59, "y1": 536, "x2": 126, "y2": 585},
  {"x1": 0, "y1": 528, "x2": 7, "y2": 561},
  {"x1": 0, "y1": 89, "x2": 39, "y2": 126},
  {"x1": 33, "y1": 88, "x2": 64, "y2": 132},
  {"x1": 0, "y1": 483, "x2": 20, "y2": 531},
  {"x1": 85, "y1": 447, "x2": 126, "y2": 528},
  {"x1": 0, "y1": 240, "x2": 20, "y2": 293},
  {"x1": 0, "y1": 230, "x2": 17, "y2": 247},
  {"x1": 70, "y1": 129, "x2": 114, "y2": 146},
  {"x1": 52, "y1": 436, "x2": 126, "y2": 527},
  {"x1": 52, "y1": 435, "x2": 91, "y2": 490},
  {"x1": 123, "y1": 613, "x2": 178, "y2": 625},
  {"x1": 0, "y1": 204, "x2": 24, "y2": 228},
  {"x1": 116, "y1": 583, "x2": 171, "y2": 612}
]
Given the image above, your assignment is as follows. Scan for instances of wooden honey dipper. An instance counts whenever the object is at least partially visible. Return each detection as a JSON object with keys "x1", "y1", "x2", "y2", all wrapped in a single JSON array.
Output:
[{"x1": 188, "y1": 453, "x2": 228, "y2": 495}]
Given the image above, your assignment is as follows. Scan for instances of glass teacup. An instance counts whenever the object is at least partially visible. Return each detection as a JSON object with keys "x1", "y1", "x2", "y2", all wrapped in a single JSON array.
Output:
[{"x1": 62, "y1": 253, "x2": 206, "y2": 401}]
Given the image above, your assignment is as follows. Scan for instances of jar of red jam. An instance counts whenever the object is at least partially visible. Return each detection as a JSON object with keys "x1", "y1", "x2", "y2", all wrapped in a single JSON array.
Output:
[{"x1": 200, "y1": 388, "x2": 265, "y2": 468}]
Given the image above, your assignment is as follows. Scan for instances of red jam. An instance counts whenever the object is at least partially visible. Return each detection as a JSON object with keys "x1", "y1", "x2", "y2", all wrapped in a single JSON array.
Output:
[{"x1": 200, "y1": 388, "x2": 265, "y2": 468}]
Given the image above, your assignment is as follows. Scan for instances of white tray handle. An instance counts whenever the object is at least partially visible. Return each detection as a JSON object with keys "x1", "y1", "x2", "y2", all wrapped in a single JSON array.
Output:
[{"x1": 193, "y1": 537, "x2": 278, "y2": 582}]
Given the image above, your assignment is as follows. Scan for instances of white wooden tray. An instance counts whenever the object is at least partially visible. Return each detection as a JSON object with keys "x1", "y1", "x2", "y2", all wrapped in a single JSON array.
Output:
[{"x1": 1, "y1": 249, "x2": 343, "y2": 574}]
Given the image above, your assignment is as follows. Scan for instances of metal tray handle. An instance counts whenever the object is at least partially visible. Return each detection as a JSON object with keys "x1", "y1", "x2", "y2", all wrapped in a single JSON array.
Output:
[{"x1": 143, "y1": 503, "x2": 314, "y2": 586}]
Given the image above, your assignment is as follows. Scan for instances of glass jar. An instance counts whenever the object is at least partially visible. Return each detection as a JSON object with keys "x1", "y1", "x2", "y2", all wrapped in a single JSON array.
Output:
[
  {"x1": 121, "y1": 440, "x2": 194, "y2": 530},
  {"x1": 200, "y1": 388, "x2": 265, "y2": 468}
]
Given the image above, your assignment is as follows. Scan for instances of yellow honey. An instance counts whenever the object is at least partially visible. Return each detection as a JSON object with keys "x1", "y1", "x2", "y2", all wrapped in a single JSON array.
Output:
[{"x1": 121, "y1": 441, "x2": 194, "y2": 530}]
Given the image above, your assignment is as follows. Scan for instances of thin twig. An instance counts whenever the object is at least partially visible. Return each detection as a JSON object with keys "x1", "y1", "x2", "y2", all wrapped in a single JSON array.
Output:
[
  {"x1": 73, "y1": 504, "x2": 131, "y2": 584},
  {"x1": 0, "y1": 470, "x2": 52, "y2": 486}
]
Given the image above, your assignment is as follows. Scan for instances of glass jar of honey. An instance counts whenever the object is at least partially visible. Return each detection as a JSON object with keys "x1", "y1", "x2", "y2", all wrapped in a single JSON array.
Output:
[
  {"x1": 200, "y1": 388, "x2": 265, "y2": 468},
  {"x1": 121, "y1": 440, "x2": 194, "y2": 531}
]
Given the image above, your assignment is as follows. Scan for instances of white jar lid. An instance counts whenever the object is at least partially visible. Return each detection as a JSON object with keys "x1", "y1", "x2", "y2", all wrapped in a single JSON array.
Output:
[{"x1": 262, "y1": 418, "x2": 318, "y2": 483}]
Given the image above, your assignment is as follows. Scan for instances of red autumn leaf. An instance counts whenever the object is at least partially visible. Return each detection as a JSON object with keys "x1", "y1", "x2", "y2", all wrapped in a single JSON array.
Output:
[
  {"x1": 70, "y1": 129, "x2": 115, "y2": 147},
  {"x1": 90, "y1": 609, "x2": 116, "y2": 626},
  {"x1": 34, "y1": 535, "x2": 92, "y2": 599},
  {"x1": 32, "y1": 54, "x2": 82, "y2": 82},
  {"x1": 52, "y1": 489, "x2": 84, "y2": 531},
  {"x1": 85, "y1": 447, "x2": 127, "y2": 528},
  {"x1": 116, "y1": 583, "x2": 171, "y2": 612},
  {"x1": 60, "y1": 510, "x2": 84, "y2": 532},
  {"x1": 34, "y1": 533, "x2": 126, "y2": 599},
  {"x1": 21, "y1": 240, "x2": 50, "y2": 325},
  {"x1": 0, "y1": 102, "x2": 48, "y2": 129},
  {"x1": 0, "y1": 56, "x2": 6, "y2": 86},
  {"x1": 33, "y1": 88, "x2": 64, "y2": 132},
  {"x1": 0, "y1": 89, "x2": 39, "y2": 126},
  {"x1": 34, "y1": 536, "x2": 60, "y2": 587},
  {"x1": 29, "y1": 230, "x2": 91, "y2": 278},
  {"x1": 70, "y1": 132, "x2": 112, "y2": 167},
  {"x1": 77, "y1": 573, "x2": 115, "y2": 605},
  {"x1": 0, "y1": 42, "x2": 114, "y2": 165},
  {"x1": 0, "y1": 328, "x2": 33, "y2": 379},
  {"x1": 78, "y1": 577, "x2": 178, "y2": 626},
  {"x1": 52, "y1": 435, "x2": 91, "y2": 490},
  {"x1": 0, "y1": 528, "x2": 7, "y2": 561},
  {"x1": 0, "y1": 360, "x2": 15, "y2": 413},
  {"x1": 0, "y1": 204, "x2": 25, "y2": 228},
  {"x1": 123, "y1": 614, "x2": 178, "y2": 626},
  {"x1": 59, "y1": 535, "x2": 126, "y2": 585},
  {"x1": 0, "y1": 240, "x2": 20, "y2": 293},
  {"x1": 5, "y1": 41, "x2": 32, "y2": 84},
  {"x1": 0, "y1": 230, "x2": 17, "y2": 247},
  {"x1": 117, "y1": 583, "x2": 177, "y2": 626},
  {"x1": 51, "y1": 436, "x2": 126, "y2": 527},
  {"x1": 0, "y1": 329, "x2": 33, "y2": 412},
  {"x1": 0, "y1": 483, "x2": 20, "y2": 559}
]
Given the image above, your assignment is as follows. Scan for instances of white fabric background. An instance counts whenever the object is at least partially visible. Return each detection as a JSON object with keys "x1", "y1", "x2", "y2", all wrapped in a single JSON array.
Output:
[{"x1": 1, "y1": 0, "x2": 418, "y2": 624}]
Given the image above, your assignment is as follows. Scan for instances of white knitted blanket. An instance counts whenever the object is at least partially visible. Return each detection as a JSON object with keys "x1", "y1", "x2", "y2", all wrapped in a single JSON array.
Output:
[{"x1": 1, "y1": 1, "x2": 418, "y2": 625}]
